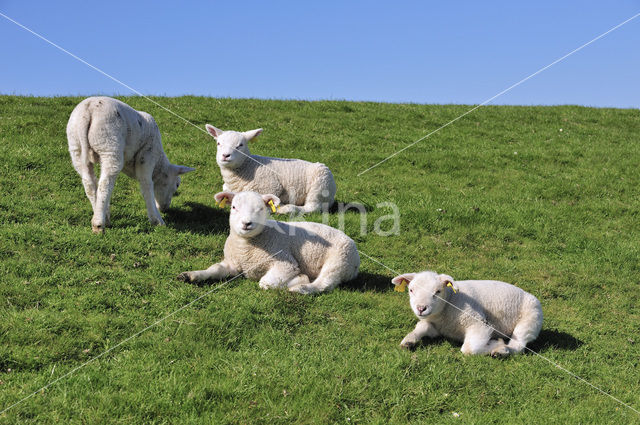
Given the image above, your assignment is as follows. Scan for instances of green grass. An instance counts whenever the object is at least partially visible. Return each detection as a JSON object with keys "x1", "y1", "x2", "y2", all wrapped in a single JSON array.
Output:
[{"x1": 1, "y1": 95, "x2": 639, "y2": 424}]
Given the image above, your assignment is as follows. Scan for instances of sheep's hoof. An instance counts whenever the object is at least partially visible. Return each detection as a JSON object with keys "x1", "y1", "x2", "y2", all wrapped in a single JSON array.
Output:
[
  {"x1": 177, "y1": 272, "x2": 193, "y2": 283},
  {"x1": 490, "y1": 344, "x2": 510, "y2": 359},
  {"x1": 288, "y1": 284, "x2": 304, "y2": 293},
  {"x1": 400, "y1": 340, "x2": 416, "y2": 350},
  {"x1": 276, "y1": 205, "x2": 293, "y2": 214},
  {"x1": 150, "y1": 217, "x2": 166, "y2": 226},
  {"x1": 289, "y1": 284, "x2": 316, "y2": 295}
]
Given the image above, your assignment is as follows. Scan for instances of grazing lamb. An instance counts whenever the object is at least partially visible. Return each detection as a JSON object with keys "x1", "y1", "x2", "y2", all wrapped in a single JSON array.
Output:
[
  {"x1": 67, "y1": 97, "x2": 195, "y2": 233},
  {"x1": 392, "y1": 271, "x2": 542, "y2": 357},
  {"x1": 177, "y1": 191, "x2": 359, "y2": 294},
  {"x1": 205, "y1": 124, "x2": 336, "y2": 214}
]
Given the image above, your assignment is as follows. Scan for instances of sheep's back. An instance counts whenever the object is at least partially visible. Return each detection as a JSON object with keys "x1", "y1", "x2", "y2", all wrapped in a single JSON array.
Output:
[
  {"x1": 78, "y1": 97, "x2": 158, "y2": 160},
  {"x1": 235, "y1": 156, "x2": 327, "y2": 204},
  {"x1": 449, "y1": 280, "x2": 536, "y2": 337}
]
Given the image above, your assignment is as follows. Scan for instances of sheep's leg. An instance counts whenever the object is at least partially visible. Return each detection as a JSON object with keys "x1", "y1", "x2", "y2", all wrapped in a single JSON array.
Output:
[
  {"x1": 289, "y1": 274, "x2": 341, "y2": 294},
  {"x1": 137, "y1": 170, "x2": 165, "y2": 226},
  {"x1": 400, "y1": 320, "x2": 439, "y2": 349},
  {"x1": 506, "y1": 306, "x2": 543, "y2": 354},
  {"x1": 70, "y1": 149, "x2": 98, "y2": 210},
  {"x1": 289, "y1": 252, "x2": 357, "y2": 294},
  {"x1": 288, "y1": 268, "x2": 338, "y2": 294},
  {"x1": 460, "y1": 325, "x2": 497, "y2": 355},
  {"x1": 258, "y1": 266, "x2": 300, "y2": 290},
  {"x1": 177, "y1": 261, "x2": 238, "y2": 283},
  {"x1": 489, "y1": 338, "x2": 510, "y2": 358},
  {"x1": 278, "y1": 203, "x2": 321, "y2": 215},
  {"x1": 287, "y1": 274, "x2": 311, "y2": 288},
  {"x1": 81, "y1": 163, "x2": 98, "y2": 210},
  {"x1": 105, "y1": 201, "x2": 111, "y2": 227},
  {"x1": 91, "y1": 155, "x2": 122, "y2": 233},
  {"x1": 278, "y1": 195, "x2": 328, "y2": 215}
]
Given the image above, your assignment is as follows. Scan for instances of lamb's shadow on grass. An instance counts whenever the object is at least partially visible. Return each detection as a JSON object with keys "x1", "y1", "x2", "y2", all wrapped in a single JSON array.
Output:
[
  {"x1": 404, "y1": 329, "x2": 583, "y2": 354},
  {"x1": 341, "y1": 271, "x2": 392, "y2": 292},
  {"x1": 527, "y1": 329, "x2": 583, "y2": 352},
  {"x1": 329, "y1": 200, "x2": 375, "y2": 213},
  {"x1": 165, "y1": 201, "x2": 228, "y2": 235}
]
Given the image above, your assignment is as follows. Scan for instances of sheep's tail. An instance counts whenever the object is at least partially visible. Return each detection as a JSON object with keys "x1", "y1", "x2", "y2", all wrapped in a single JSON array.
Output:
[
  {"x1": 68, "y1": 101, "x2": 93, "y2": 167},
  {"x1": 78, "y1": 109, "x2": 92, "y2": 166}
]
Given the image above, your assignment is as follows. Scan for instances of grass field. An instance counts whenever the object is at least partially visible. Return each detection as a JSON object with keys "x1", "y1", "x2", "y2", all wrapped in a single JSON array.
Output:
[{"x1": 1, "y1": 95, "x2": 639, "y2": 424}]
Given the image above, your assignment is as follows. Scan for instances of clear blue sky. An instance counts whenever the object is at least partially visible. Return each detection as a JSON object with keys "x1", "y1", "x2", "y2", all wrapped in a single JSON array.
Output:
[{"x1": 1, "y1": 1, "x2": 639, "y2": 107}]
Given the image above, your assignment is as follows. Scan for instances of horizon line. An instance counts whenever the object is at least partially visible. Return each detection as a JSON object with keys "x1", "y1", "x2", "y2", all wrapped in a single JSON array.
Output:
[{"x1": 0, "y1": 92, "x2": 637, "y2": 110}]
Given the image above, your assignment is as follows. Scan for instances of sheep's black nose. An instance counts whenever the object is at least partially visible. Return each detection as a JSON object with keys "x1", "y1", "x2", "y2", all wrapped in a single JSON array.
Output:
[
  {"x1": 222, "y1": 153, "x2": 231, "y2": 159},
  {"x1": 417, "y1": 305, "x2": 427, "y2": 315},
  {"x1": 242, "y1": 221, "x2": 253, "y2": 229}
]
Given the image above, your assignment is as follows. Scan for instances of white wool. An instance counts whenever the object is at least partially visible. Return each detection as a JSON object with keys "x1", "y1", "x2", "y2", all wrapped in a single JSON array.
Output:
[
  {"x1": 178, "y1": 191, "x2": 359, "y2": 294},
  {"x1": 67, "y1": 97, "x2": 194, "y2": 233},
  {"x1": 206, "y1": 125, "x2": 336, "y2": 214},
  {"x1": 392, "y1": 271, "x2": 542, "y2": 357}
]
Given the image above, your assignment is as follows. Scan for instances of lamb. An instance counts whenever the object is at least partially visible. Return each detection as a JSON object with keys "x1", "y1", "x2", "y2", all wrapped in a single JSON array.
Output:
[
  {"x1": 67, "y1": 97, "x2": 195, "y2": 233},
  {"x1": 177, "y1": 191, "x2": 359, "y2": 294},
  {"x1": 205, "y1": 124, "x2": 336, "y2": 214},
  {"x1": 392, "y1": 271, "x2": 542, "y2": 357}
]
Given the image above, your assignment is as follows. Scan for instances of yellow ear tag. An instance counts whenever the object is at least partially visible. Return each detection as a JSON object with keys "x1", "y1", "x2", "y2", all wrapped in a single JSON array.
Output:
[
  {"x1": 268, "y1": 199, "x2": 277, "y2": 213},
  {"x1": 217, "y1": 197, "x2": 228, "y2": 208},
  {"x1": 395, "y1": 278, "x2": 408, "y2": 292},
  {"x1": 446, "y1": 282, "x2": 457, "y2": 294}
]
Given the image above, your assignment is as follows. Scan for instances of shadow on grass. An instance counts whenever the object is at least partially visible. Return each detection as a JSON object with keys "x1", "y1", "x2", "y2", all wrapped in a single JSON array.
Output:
[
  {"x1": 183, "y1": 272, "x2": 392, "y2": 292},
  {"x1": 165, "y1": 201, "x2": 229, "y2": 235},
  {"x1": 329, "y1": 200, "x2": 375, "y2": 213},
  {"x1": 528, "y1": 329, "x2": 583, "y2": 352},
  {"x1": 341, "y1": 271, "x2": 392, "y2": 292},
  {"x1": 402, "y1": 329, "x2": 582, "y2": 354}
]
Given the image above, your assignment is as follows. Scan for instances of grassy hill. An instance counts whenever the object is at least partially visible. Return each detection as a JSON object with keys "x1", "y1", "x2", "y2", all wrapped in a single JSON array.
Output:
[{"x1": 0, "y1": 95, "x2": 639, "y2": 423}]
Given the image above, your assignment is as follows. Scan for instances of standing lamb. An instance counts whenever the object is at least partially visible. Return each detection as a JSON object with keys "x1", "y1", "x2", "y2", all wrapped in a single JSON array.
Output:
[
  {"x1": 177, "y1": 191, "x2": 359, "y2": 294},
  {"x1": 392, "y1": 271, "x2": 542, "y2": 357},
  {"x1": 205, "y1": 124, "x2": 336, "y2": 214},
  {"x1": 67, "y1": 97, "x2": 195, "y2": 233}
]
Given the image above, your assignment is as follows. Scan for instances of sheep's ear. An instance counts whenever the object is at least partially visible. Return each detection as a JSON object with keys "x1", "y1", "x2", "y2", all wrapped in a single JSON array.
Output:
[
  {"x1": 242, "y1": 128, "x2": 263, "y2": 141},
  {"x1": 392, "y1": 273, "x2": 416, "y2": 292},
  {"x1": 439, "y1": 274, "x2": 458, "y2": 293},
  {"x1": 391, "y1": 273, "x2": 416, "y2": 286},
  {"x1": 261, "y1": 194, "x2": 281, "y2": 212},
  {"x1": 173, "y1": 165, "x2": 196, "y2": 175},
  {"x1": 205, "y1": 124, "x2": 224, "y2": 139},
  {"x1": 214, "y1": 191, "x2": 235, "y2": 204}
]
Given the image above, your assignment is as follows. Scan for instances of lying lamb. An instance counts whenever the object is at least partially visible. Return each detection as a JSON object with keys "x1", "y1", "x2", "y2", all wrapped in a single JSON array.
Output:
[
  {"x1": 177, "y1": 191, "x2": 359, "y2": 294},
  {"x1": 67, "y1": 97, "x2": 195, "y2": 233},
  {"x1": 205, "y1": 124, "x2": 336, "y2": 214},
  {"x1": 393, "y1": 271, "x2": 542, "y2": 357}
]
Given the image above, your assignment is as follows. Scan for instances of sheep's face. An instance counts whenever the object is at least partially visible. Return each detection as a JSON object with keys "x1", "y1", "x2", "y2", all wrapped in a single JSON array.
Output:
[
  {"x1": 215, "y1": 191, "x2": 280, "y2": 238},
  {"x1": 206, "y1": 125, "x2": 262, "y2": 169},
  {"x1": 392, "y1": 271, "x2": 458, "y2": 319},
  {"x1": 153, "y1": 164, "x2": 195, "y2": 212}
]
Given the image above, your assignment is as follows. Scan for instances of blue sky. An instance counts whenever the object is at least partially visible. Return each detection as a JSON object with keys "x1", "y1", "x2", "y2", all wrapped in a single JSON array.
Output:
[{"x1": 1, "y1": 1, "x2": 639, "y2": 107}]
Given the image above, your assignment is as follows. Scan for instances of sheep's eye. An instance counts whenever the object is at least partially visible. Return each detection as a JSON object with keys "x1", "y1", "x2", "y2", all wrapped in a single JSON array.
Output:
[
  {"x1": 217, "y1": 142, "x2": 220, "y2": 146},
  {"x1": 238, "y1": 143, "x2": 243, "y2": 147},
  {"x1": 435, "y1": 290, "x2": 441, "y2": 296},
  {"x1": 232, "y1": 206, "x2": 236, "y2": 210},
  {"x1": 409, "y1": 288, "x2": 413, "y2": 294}
]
